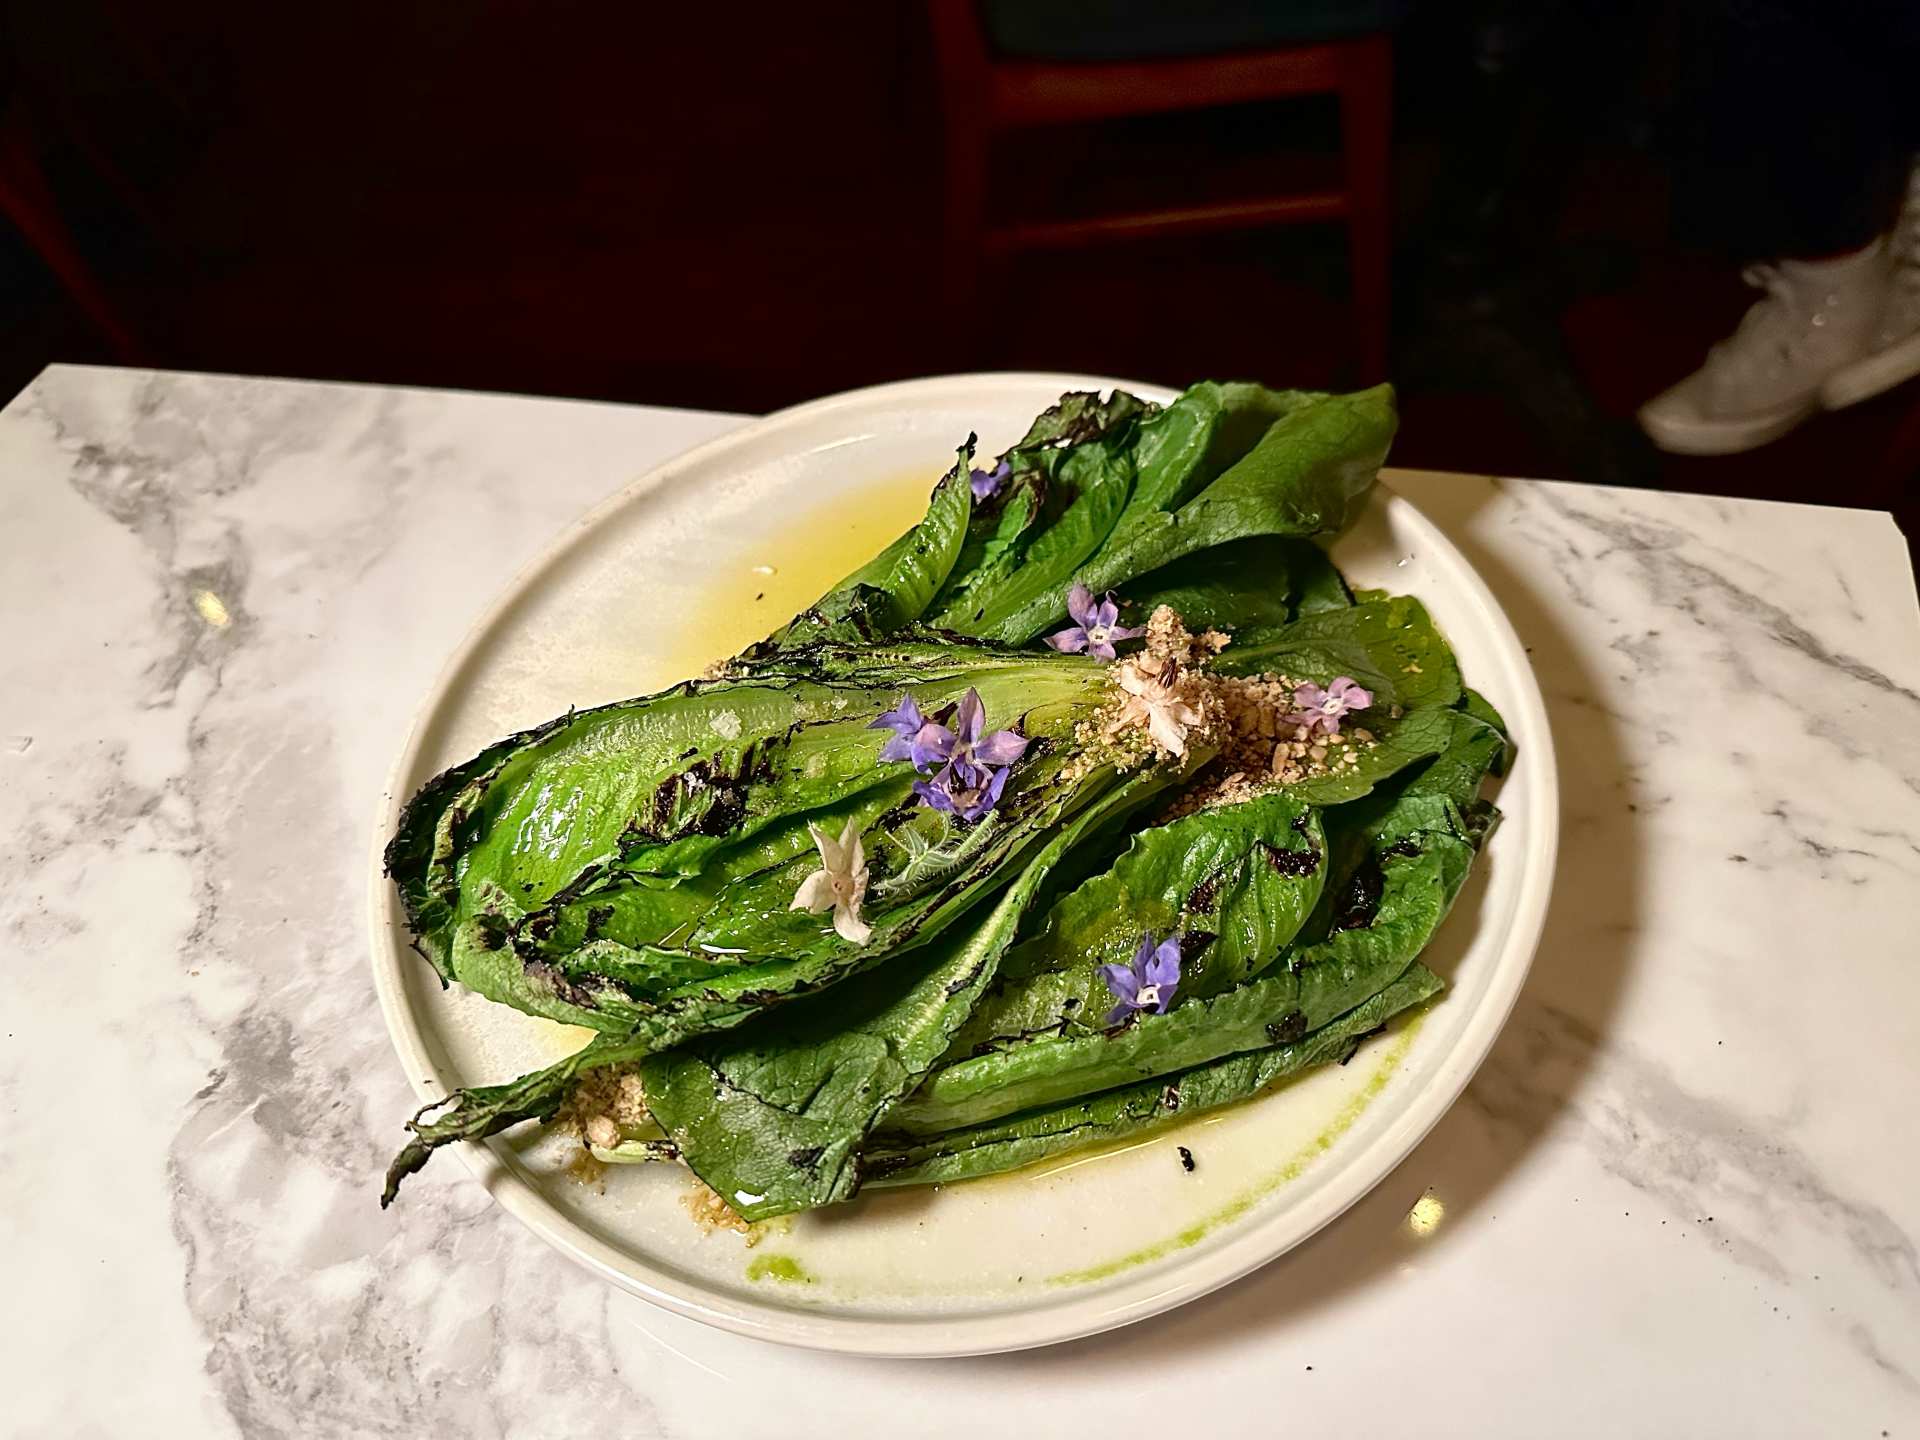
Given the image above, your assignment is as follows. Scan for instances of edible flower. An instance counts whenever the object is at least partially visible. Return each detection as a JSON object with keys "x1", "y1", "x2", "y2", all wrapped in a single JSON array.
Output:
[
  {"x1": 870, "y1": 694, "x2": 946, "y2": 769},
  {"x1": 790, "y1": 818, "x2": 871, "y2": 945},
  {"x1": 1044, "y1": 583, "x2": 1142, "y2": 661},
  {"x1": 1287, "y1": 676, "x2": 1372, "y2": 736},
  {"x1": 912, "y1": 759, "x2": 1009, "y2": 823},
  {"x1": 970, "y1": 458, "x2": 1011, "y2": 500},
  {"x1": 911, "y1": 687, "x2": 1029, "y2": 774},
  {"x1": 1114, "y1": 658, "x2": 1203, "y2": 757},
  {"x1": 1100, "y1": 931, "x2": 1182, "y2": 1024}
]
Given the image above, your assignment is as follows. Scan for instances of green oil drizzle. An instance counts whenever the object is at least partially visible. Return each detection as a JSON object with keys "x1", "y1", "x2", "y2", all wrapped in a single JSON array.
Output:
[
  {"x1": 744, "y1": 1253, "x2": 815, "y2": 1285},
  {"x1": 1046, "y1": 1013, "x2": 1426, "y2": 1287}
]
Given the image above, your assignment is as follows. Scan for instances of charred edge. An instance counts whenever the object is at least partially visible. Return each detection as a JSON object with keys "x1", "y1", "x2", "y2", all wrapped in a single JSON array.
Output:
[
  {"x1": 1329, "y1": 861, "x2": 1384, "y2": 933},
  {"x1": 859, "y1": 1151, "x2": 916, "y2": 1181},
  {"x1": 1338, "y1": 1024, "x2": 1388, "y2": 1064},
  {"x1": 787, "y1": 1146, "x2": 825, "y2": 1171},
  {"x1": 1266, "y1": 1009, "x2": 1308, "y2": 1045},
  {"x1": 944, "y1": 958, "x2": 990, "y2": 996},
  {"x1": 386, "y1": 708, "x2": 578, "y2": 882}
]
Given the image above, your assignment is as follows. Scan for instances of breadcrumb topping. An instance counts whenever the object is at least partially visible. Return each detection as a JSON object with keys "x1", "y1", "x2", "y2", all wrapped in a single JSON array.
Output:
[{"x1": 1081, "y1": 606, "x2": 1380, "y2": 816}]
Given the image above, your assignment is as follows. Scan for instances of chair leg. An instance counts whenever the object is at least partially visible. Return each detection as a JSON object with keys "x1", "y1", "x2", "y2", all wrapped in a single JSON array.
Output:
[
  {"x1": 927, "y1": 0, "x2": 992, "y2": 354},
  {"x1": 1339, "y1": 35, "x2": 1393, "y2": 384},
  {"x1": 0, "y1": 115, "x2": 148, "y2": 363}
]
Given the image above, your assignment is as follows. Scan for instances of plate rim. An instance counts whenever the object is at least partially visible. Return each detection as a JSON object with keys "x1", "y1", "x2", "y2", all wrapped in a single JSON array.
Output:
[{"x1": 366, "y1": 371, "x2": 1559, "y2": 1357}]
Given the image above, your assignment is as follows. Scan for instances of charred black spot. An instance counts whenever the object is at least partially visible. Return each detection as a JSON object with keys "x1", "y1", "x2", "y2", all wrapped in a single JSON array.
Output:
[
  {"x1": 1266, "y1": 1009, "x2": 1309, "y2": 1044},
  {"x1": 1261, "y1": 841, "x2": 1321, "y2": 878},
  {"x1": 1062, "y1": 996, "x2": 1079, "y2": 1010},
  {"x1": 787, "y1": 1146, "x2": 825, "y2": 1170},
  {"x1": 1162, "y1": 1082, "x2": 1182, "y2": 1112},
  {"x1": 1330, "y1": 861, "x2": 1384, "y2": 932},
  {"x1": 584, "y1": 904, "x2": 615, "y2": 941},
  {"x1": 1178, "y1": 1146, "x2": 1196, "y2": 1173},
  {"x1": 1185, "y1": 872, "x2": 1222, "y2": 912},
  {"x1": 1383, "y1": 837, "x2": 1423, "y2": 859},
  {"x1": 472, "y1": 918, "x2": 507, "y2": 952}
]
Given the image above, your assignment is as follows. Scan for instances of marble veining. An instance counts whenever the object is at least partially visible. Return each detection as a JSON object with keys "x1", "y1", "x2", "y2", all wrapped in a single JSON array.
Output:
[{"x1": 3, "y1": 367, "x2": 1918, "y2": 1438}]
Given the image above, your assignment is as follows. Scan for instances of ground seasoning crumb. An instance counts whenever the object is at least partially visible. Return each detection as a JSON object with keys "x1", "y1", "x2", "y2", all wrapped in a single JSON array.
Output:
[
  {"x1": 682, "y1": 1181, "x2": 759, "y2": 1240},
  {"x1": 1178, "y1": 1145, "x2": 1196, "y2": 1173},
  {"x1": 562, "y1": 1065, "x2": 653, "y2": 1146},
  {"x1": 565, "y1": 1147, "x2": 608, "y2": 1190},
  {"x1": 1070, "y1": 606, "x2": 1380, "y2": 809}
]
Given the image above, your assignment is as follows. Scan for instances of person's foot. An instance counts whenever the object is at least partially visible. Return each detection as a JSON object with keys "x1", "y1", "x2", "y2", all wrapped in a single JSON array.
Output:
[
  {"x1": 1638, "y1": 240, "x2": 1891, "y2": 455},
  {"x1": 1821, "y1": 161, "x2": 1920, "y2": 411}
]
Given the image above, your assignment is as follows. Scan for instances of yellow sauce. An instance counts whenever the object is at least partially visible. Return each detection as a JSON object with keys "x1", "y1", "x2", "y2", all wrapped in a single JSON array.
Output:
[{"x1": 648, "y1": 474, "x2": 933, "y2": 687}]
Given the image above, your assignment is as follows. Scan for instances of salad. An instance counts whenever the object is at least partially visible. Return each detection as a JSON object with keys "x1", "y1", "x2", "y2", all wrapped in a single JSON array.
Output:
[{"x1": 381, "y1": 381, "x2": 1509, "y2": 1224}]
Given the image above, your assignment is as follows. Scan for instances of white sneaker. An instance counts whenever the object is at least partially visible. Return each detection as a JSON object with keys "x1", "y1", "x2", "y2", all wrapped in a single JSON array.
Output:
[
  {"x1": 1638, "y1": 240, "x2": 1891, "y2": 455},
  {"x1": 1821, "y1": 161, "x2": 1920, "y2": 411}
]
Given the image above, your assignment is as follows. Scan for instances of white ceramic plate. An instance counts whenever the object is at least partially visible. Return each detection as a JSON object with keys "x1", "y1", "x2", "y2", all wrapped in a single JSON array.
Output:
[{"x1": 369, "y1": 373, "x2": 1557, "y2": 1357}]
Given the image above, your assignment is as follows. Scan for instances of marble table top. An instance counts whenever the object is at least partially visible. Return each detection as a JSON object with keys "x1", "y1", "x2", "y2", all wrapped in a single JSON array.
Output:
[{"x1": 4, "y1": 364, "x2": 1917, "y2": 1438}]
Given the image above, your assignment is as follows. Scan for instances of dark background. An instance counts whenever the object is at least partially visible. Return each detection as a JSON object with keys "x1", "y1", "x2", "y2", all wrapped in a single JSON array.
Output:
[{"x1": 3, "y1": 1, "x2": 1915, "y2": 535}]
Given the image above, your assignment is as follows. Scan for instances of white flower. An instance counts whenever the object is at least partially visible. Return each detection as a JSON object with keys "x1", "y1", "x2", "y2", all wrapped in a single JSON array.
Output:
[
  {"x1": 1112, "y1": 658, "x2": 1204, "y2": 757},
  {"x1": 791, "y1": 817, "x2": 871, "y2": 945}
]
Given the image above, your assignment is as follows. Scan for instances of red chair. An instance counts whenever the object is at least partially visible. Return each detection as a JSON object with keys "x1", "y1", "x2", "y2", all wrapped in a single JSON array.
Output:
[{"x1": 928, "y1": 0, "x2": 1393, "y2": 379}]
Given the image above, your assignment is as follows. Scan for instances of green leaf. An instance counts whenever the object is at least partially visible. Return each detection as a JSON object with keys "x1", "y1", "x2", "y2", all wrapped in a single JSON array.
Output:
[
  {"x1": 934, "y1": 436, "x2": 1137, "y2": 636},
  {"x1": 1285, "y1": 539, "x2": 1353, "y2": 615},
  {"x1": 778, "y1": 440, "x2": 974, "y2": 646},
  {"x1": 890, "y1": 730, "x2": 1495, "y2": 1139},
  {"x1": 864, "y1": 965, "x2": 1443, "y2": 1189},
  {"x1": 379, "y1": 1030, "x2": 651, "y2": 1207},
  {"x1": 1118, "y1": 535, "x2": 1296, "y2": 634},
  {"x1": 640, "y1": 764, "x2": 1184, "y2": 1220},
  {"x1": 1458, "y1": 687, "x2": 1514, "y2": 776},
  {"x1": 1216, "y1": 594, "x2": 1462, "y2": 710},
  {"x1": 1122, "y1": 381, "x2": 1313, "y2": 520},
  {"x1": 979, "y1": 385, "x2": 1397, "y2": 644}
]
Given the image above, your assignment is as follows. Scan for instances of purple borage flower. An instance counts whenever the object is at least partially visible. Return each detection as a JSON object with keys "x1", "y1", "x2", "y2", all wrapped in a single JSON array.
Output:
[
  {"x1": 912, "y1": 759, "x2": 1008, "y2": 823},
  {"x1": 1099, "y1": 931, "x2": 1183, "y2": 1025},
  {"x1": 869, "y1": 694, "x2": 948, "y2": 770},
  {"x1": 969, "y1": 458, "x2": 1011, "y2": 500},
  {"x1": 913, "y1": 687, "x2": 1029, "y2": 774},
  {"x1": 1285, "y1": 676, "x2": 1373, "y2": 736},
  {"x1": 1044, "y1": 583, "x2": 1142, "y2": 661},
  {"x1": 873, "y1": 687, "x2": 1029, "y2": 822}
]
